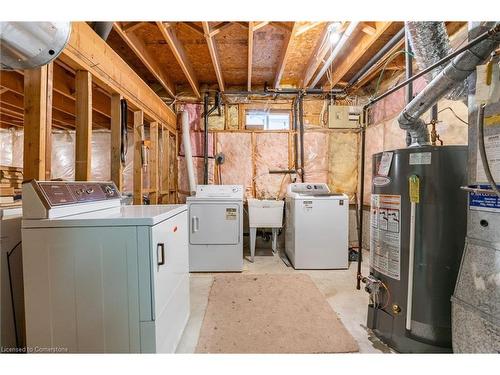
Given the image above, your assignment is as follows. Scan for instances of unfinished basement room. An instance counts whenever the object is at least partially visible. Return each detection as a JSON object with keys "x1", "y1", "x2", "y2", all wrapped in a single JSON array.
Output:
[{"x1": 0, "y1": 1, "x2": 499, "y2": 372}]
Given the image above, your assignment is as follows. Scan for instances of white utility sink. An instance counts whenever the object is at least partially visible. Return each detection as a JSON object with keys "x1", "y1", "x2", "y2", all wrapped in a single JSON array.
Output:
[
  {"x1": 248, "y1": 199, "x2": 284, "y2": 228},
  {"x1": 247, "y1": 199, "x2": 284, "y2": 262}
]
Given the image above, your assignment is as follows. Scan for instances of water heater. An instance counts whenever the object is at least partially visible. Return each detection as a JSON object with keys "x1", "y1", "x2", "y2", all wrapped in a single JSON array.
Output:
[{"x1": 366, "y1": 145, "x2": 467, "y2": 353}]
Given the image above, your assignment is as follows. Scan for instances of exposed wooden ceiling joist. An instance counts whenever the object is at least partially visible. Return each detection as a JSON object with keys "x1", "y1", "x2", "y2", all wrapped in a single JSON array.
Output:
[
  {"x1": 295, "y1": 22, "x2": 322, "y2": 36},
  {"x1": 208, "y1": 22, "x2": 233, "y2": 37},
  {"x1": 122, "y1": 22, "x2": 149, "y2": 33},
  {"x1": 183, "y1": 22, "x2": 204, "y2": 36},
  {"x1": 273, "y1": 22, "x2": 297, "y2": 89},
  {"x1": 202, "y1": 22, "x2": 225, "y2": 91},
  {"x1": 300, "y1": 22, "x2": 332, "y2": 87},
  {"x1": 323, "y1": 22, "x2": 395, "y2": 90},
  {"x1": 253, "y1": 22, "x2": 269, "y2": 32},
  {"x1": 247, "y1": 22, "x2": 254, "y2": 91},
  {"x1": 113, "y1": 22, "x2": 176, "y2": 98},
  {"x1": 156, "y1": 21, "x2": 201, "y2": 98}
]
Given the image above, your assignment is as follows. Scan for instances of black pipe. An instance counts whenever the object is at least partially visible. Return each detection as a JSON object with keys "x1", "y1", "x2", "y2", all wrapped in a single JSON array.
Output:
[
  {"x1": 363, "y1": 25, "x2": 500, "y2": 110},
  {"x1": 292, "y1": 98, "x2": 300, "y2": 172},
  {"x1": 203, "y1": 91, "x2": 222, "y2": 184},
  {"x1": 356, "y1": 108, "x2": 367, "y2": 290},
  {"x1": 298, "y1": 92, "x2": 305, "y2": 182},
  {"x1": 405, "y1": 33, "x2": 413, "y2": 146},
  {"x1": 203, "y1": 92, "x2": 209, "y2": 184},
  {"x1": 348, "y1": 28, "x2": 406, "y2": 87}
]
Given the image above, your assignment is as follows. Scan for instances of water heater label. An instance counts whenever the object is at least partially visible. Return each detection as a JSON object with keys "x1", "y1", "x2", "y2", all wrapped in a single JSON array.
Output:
[
  {"x1": 409, "y1": 152, "x2": 432, "y2": 165},
  {"x1": 370, "y1": 194, "x2": 401, "y2": 280},
  {"x1": 469, "y1": 187, "x2": 500, "y2": 212}
]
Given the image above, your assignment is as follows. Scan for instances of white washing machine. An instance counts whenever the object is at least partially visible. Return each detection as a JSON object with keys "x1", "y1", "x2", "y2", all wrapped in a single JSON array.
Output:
[
  {"x1": 285, "y1": 183, "x2": 348, "y2": 269},
  {"x1": 0, "y1": 205, "x2": 25, "y2": 351},
  {"x1": 21, "y1": 180, "x2": 189, "y2": 353},
  {"x1": 187, "y1": 185, "x2": 243, "y2": 272}
]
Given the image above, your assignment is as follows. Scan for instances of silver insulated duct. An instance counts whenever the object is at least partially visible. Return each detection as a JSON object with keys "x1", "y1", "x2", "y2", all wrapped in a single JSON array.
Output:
[
  {"x1": 0, "y1": 22, "x2": 72, "y2": 70},
  {"x1": 405, "y1": 21, "x2": 466, "y2": 100},
  {"x1": 398, "y1": 22, "x2": 500, "y2": 147}
]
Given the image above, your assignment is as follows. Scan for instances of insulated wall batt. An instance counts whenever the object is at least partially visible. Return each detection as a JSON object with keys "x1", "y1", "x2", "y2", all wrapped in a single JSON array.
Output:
[
  {"x1": 328, "y1": 132, "x2": 359, "y2": 200},
  {"x1": 254, "y1": 133, "x2": 289, "y2": 199},
  {"x1": 216, "y1": 133, "x2": 253, "y2": 198},
  {"x1": 303, "y1": 131, "x2": 328, "y2": 183}
]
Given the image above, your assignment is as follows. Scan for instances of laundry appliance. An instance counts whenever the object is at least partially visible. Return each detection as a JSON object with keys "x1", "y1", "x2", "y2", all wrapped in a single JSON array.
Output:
[
  {"x1": 21, "y1": 180, "x2": 189, "y2": 353},
  {"x1": 285, "y1": 183, "x2": 349, "y2": 269},
  {"x1": 187, "y1": 185, "x2": 243, "y2": 272}
]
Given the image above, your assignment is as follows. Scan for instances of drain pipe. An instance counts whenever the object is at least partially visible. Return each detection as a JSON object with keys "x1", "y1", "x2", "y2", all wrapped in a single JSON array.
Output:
[
  {"x1": 398, "y1": 23, "x2": 500, "y2": 147},
  {"x1": 181, "y1": 110, "x2": 196, "y2": 195}
]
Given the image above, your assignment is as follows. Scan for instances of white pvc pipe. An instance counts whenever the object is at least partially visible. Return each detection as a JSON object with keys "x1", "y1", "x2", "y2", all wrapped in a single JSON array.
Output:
[
  {"x1": 406, "y1": 201, "x2": 416, "y2": 330},
  {"x1": 181, "y1": 110, "x2": 196, "y2": 195}
]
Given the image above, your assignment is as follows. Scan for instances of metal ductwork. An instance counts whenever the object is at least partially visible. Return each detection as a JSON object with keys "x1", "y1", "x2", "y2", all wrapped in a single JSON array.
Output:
[
  {"x1": 0, "y1": 22, "x2": 71, "y2": 70},
  {"x1": 405, "y1": 21, "x2": 466, "y2": 100},
  {"x1": 92, "y1": 22, "x2": 113, "y2": 41},
  {"x1": 398, "y1": 22, "x2": 500, "y2": 147}
]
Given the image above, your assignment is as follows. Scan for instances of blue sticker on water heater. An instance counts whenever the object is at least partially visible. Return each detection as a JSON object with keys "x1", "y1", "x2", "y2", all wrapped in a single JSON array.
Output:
[{"x1": 469, "y1": 185, "x2": 500, "y2": 212}]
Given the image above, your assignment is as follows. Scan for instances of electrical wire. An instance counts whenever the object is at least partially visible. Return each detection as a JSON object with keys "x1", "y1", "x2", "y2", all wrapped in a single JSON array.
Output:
[
  {"x1": 437, "y1": 106, "x2": 469, "y2": 126},
  {"x1": 371, "y1": 50, "x2": 414, "y2": 100},
  {"x1": 477, "y1": 103, "x2": 500, "y2": 198}
]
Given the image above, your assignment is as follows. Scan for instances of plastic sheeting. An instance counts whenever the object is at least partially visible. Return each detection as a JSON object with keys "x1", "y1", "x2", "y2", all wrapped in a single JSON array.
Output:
[
  {"x1": 254, "y1": 133, "x2": 289, "y2": 199},
  {"x1": 328, "y1": 132, "x2": 359, "y2": 201},
  {"x1": 303, "y1": 131, "x2": 328, "y2": 183},
  {"x1": 0, "y1": 129, "x2": 14, "y2": 166},
  {"x1": 216, "y1": 133, "x2": 253, "y2": 198}
]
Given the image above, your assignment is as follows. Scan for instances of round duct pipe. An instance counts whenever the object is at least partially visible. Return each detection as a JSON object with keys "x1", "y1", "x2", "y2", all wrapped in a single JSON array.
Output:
[{"x1": 0, "y1": 22, "x2": 72, "y2": 70}]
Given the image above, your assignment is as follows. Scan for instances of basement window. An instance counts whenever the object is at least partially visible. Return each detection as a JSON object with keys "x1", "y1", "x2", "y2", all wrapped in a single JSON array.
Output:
[{"x1": 245, "y1": 110, "x2": 290, "y2": 130}]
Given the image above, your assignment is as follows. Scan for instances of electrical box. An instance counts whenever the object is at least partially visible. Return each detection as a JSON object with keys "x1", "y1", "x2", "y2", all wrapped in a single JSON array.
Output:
[{"x1": 328, "y1": 105, "x2": 361, "y2": 129}]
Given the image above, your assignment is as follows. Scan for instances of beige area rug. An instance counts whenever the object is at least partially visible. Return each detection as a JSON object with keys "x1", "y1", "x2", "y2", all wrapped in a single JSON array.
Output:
[{"x1": 196, "y1": 273, "x2": 359, "y2": 353}]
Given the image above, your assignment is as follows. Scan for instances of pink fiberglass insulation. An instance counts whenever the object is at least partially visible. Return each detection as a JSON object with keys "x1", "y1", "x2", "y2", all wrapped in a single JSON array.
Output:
[
  {"x1": 303, "y1": 131, "x2": 328, "y2": 184},
  {"x1": 254, "y1": 133, "x2": 289, "y2": 199},
  {"x1": 178, "y1": 156, "x2": 214, "y2": 193},
  {"x1": 178, "y1": 103, "x2": 202, "y2": 131},
  {"x1": 216, "y1": 133, "x2": 253, "y2": 198},
  {"x1": 179, "y1": 131, "x2": 214, "y2": 158},
  {"x1": 369, "y1": 75, "x2": 427, "y2": 125}
]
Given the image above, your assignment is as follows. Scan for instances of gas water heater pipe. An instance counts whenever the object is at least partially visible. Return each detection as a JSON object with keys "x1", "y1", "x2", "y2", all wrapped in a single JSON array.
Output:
[
  {"x1": 406, "y1": 175, "x2": 420, "y2": 331},
  {"x1": 181, "y1": 110, "x2": 197, "y2": 195}
]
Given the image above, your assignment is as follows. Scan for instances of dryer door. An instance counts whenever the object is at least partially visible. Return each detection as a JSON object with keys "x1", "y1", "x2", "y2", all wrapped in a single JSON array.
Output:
[{"x1": 189, "y1": 203, "x2": 240, "y2": 245}]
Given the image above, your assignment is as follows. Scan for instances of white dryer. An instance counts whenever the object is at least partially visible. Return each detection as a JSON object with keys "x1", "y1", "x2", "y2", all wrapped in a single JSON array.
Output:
[
  {"x1": 21, "y1": 180, "x2": 189, "y2": 353},
  {"x1": 285, "y1": 183, "x2": 348, "y2": 269},
  {"x1": 187, "y1": 185, "x2": 243, "y2": 272}
]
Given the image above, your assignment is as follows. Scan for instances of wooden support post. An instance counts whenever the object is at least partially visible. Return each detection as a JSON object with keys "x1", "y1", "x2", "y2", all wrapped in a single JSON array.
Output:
[
  {"x1": 110, "y1": 93, "x2": 123, "y2": 190},
  {"x1": 161, "y1": 126, "x2": 170, "y2": 203},
  {"x1": 44, "y1": 63, "x2": 53, "y2": 180},
  {"x1": 150, "y1": 121, "x2": 159, "y2": 204},
  {"x1": 23, "y1": 66, "x2": 51, "y2": 180},
  {"x1": 133, "y1": 110, "x2": 144, "y2": 205},
  {"x1": 75, "y1": 70, "x2": 92, "y2": 181}
]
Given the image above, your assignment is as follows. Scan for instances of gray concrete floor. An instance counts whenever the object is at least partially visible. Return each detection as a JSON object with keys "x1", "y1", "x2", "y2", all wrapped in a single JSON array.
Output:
[{"x1": 176, "y1": 249, "x2": 391, "y2": 354}]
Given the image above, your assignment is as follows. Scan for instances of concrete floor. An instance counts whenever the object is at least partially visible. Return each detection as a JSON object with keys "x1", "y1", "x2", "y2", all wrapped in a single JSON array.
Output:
[{"x1": 176, "y1": 248, "x2": 391, "y2": 353}]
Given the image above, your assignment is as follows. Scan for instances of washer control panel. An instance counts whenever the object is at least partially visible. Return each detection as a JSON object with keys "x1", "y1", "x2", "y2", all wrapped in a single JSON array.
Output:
[{"x1": 33, "y1": 181, "x2": 120, "y2": 207}]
